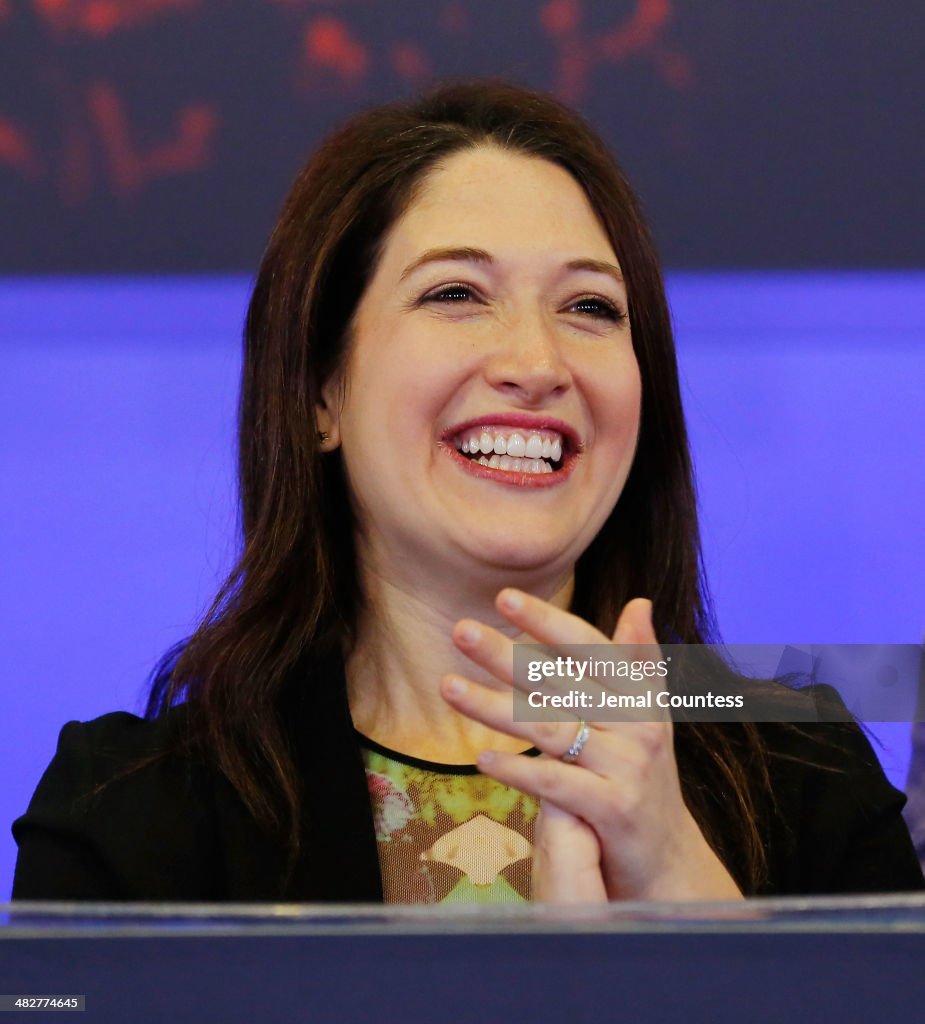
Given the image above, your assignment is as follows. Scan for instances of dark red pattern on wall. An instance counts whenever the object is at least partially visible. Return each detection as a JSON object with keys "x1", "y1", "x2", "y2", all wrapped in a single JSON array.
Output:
[
  {"x1": 1, "y1": 1, "x2": 922, "y2": 269},
  {"x1": 0, "y1": 1, "x2": 680, "y2": 204}
]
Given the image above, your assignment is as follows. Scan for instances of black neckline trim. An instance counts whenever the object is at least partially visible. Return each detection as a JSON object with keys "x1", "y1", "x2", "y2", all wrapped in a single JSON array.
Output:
[{"x1": 354, "y1": 728, "x2": 541, "y2": 776}]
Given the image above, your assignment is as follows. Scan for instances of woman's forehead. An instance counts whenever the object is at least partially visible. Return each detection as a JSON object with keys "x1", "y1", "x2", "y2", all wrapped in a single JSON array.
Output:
[{"x1": 378, "y1": 147, "x2": 620, "y2": 275}]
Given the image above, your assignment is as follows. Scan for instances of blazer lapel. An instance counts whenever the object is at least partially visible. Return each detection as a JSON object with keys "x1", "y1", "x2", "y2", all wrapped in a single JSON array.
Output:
[
  {"x1": 284, "y1": 651, "x2": 383, "y2": 901},
  {"x1": 211, "y1": 651, "x2": 383, "y2": 902}
]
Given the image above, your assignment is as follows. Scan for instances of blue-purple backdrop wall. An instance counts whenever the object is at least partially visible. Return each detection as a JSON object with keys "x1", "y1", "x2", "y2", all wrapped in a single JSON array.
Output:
[{"x1": 3, "y1": 274, "x2": 923, "y2": 896}]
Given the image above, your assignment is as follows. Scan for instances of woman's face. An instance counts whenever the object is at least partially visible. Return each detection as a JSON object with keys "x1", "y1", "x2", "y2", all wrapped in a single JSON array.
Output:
[{"x1": 319, "y1": 146, "x2": 641, "y2": 587}]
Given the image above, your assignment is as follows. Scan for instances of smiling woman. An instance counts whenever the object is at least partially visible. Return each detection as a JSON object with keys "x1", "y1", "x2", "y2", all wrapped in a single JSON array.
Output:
[
  {"x1": 318, "y1": 147, "x2": 640, "y2": 594},
  {"x1": 11, "y1": 80, "x2": 923, "y2": 904}
]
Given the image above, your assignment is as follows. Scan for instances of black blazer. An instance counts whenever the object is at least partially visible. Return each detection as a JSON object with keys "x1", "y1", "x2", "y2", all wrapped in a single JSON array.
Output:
[{"x1": 11, "y1": 657, "x2": 925, "y2": 901}]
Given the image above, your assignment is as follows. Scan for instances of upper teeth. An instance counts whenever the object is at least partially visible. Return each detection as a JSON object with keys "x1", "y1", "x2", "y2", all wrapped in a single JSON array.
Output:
[{"x1": 457, "y1": 429, "x2": 563, "y2": 462}]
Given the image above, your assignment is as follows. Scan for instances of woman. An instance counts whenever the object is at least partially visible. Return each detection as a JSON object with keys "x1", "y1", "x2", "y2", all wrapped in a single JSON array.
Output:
[{"x1": 13, "y1": 80, "x2": 923, "y2": 903}]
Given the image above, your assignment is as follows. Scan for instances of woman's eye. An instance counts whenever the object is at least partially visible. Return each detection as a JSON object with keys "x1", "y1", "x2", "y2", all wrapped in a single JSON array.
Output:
[
  {"x1": 421, "y1": 286, "x2": 626, "y2": 323},
  {"x1": 568, "y1": 296, "x2": 627, "y2": 322},
  {"x1": 424, "y1": 283, "x2": 477, "y2": 304}
]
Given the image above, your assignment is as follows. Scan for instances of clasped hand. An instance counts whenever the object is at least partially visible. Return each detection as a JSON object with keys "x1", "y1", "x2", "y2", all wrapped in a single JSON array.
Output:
[{"x1": 439, "y1": 589, "x2": 743, "y2": 903}]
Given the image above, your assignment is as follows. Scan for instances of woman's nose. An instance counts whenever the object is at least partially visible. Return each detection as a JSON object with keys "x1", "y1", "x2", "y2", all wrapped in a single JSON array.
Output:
[{"x1": 482, "y1": 314, "x2": 572, "y2": 404}]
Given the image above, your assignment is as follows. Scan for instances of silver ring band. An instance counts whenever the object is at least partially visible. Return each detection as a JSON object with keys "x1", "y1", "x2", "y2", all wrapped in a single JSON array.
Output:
[{"x1": 561, "y1": 720, "x2": 591, "y2": 764}]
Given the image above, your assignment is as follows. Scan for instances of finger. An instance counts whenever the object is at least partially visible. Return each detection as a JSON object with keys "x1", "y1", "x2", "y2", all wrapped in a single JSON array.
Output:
[
  {"x1": 453, "y1": 617, "x2": 669, "y2": 731},
  {"x1": 495, "y1": 591, "x2": 667, "y2": 712},
  {"x1": 611, "y1": 598, "x2": 662, "y2": 665},
  {"x1": 440, "y1": 671, "x2": 643, "y2": 770},
  {"x1": 443, "y1": 673, "x2": 667, "y2": 786},
  {"x1": 440, "y1": 673, "x2": 597, "y2": 755},
  {"x1": 451, "y1": 619, "x2": 516, "y2": 685},
  {"x1": 476, "y1": 748, "x2": 627, "y2": 835},
  {"x1": 496, "y1": 588, "x2": 610, "y2": 647},
  {"x1": 532, "y1": 801, "x2": 606, "y2": 903},
  {"x1": 610, "y1": 598, "x2": 672, "y2": 716},
  {"x1": 453, "y1": 618, "x2": 614, "y2": 712},
  {"x1": 610, "y1": 598, "x2": 653, "y2": 644}
]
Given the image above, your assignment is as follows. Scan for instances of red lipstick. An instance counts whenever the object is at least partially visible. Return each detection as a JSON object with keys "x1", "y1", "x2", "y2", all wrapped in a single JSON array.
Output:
[{"x1": 440, "y1": 413, "x2": 582, "y2": 489}]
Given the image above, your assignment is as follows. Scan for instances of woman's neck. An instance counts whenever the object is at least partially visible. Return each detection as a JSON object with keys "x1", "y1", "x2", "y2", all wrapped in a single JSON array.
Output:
[{"x1": 345, "y1": 562, "x2": 573, "y2": 764}]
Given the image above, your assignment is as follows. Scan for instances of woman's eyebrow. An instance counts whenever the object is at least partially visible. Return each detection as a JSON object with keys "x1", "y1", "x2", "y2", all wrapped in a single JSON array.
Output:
[
  {"x1": 399, "y1": 246, "x2": 493, "y2": 282},
  {"x1": 398, "y1": 247, "x2": 624, "y2": 284},
  {"x1": 566, "y1": 257, "x2": 624, "y2": 284}
]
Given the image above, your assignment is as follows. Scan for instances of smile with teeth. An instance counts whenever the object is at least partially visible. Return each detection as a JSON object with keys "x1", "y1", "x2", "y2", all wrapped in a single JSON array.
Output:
[{"x1": 455, "y1": 428, "x2": 563, "y2": 474}]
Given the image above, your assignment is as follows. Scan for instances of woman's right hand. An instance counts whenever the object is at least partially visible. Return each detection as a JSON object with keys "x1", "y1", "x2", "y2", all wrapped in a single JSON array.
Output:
[{"x1": 532, "y1": 798, "x2": 607, "y2": 902}]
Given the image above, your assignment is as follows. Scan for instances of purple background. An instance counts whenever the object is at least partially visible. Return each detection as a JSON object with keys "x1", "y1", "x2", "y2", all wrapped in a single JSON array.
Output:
[{"x1": 3, "y1": 273, "x2": 923, "y2": 897}]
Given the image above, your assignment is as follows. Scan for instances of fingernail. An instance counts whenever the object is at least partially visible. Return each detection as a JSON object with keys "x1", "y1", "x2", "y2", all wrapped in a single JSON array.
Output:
[
  {"x1": 443, "y1": 676, "x2": 467, "y2": 698},
  {"x1": 499, "y1": 589, "x2": 523, "y2": 611},
  {"x1": 477, "y1": 750, "x2": 497, "y2": 767},
  {"x1": 457, "y1": 622, "x2": 481, "y2": 644}
]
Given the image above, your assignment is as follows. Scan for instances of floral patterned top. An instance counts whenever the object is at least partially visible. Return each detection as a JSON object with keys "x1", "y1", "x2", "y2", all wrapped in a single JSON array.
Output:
[{"x1": 357, "y1": 731, "x2": 541, "y2": 903}]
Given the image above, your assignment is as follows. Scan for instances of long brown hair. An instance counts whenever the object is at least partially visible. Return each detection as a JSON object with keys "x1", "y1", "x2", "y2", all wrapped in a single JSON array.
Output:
[{"x1": 149, "y1": 79, "x2": 772, "y2": 892}]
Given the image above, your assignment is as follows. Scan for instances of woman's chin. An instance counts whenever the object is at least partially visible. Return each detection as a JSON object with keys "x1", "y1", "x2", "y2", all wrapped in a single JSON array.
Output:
[{"x1": 459, "y1": 534, "x2": 578, "y2": 575}]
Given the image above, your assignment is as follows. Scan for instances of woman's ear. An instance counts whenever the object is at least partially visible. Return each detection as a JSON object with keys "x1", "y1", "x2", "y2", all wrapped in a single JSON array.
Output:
[{"x1": 315, "y1": 373, "x2": 343, "y2": 452}]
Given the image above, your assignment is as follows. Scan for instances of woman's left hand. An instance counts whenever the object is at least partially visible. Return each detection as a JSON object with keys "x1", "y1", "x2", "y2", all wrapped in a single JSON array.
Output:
[{"x1": 440, "y1": 589, "x2": 744, "y2": 902}]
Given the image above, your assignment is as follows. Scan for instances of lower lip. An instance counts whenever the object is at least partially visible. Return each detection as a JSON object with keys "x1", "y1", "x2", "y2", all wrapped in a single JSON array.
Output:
[{"x1": 442, "y1": 445, "x2": 577, "y2": 488}]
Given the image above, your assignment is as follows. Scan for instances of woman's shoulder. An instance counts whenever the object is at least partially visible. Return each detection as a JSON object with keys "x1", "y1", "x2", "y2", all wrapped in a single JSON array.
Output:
[
  {"x1": 17, "y1": 706, "x2": 203, "y2": 814},
  {"x1": 755, "y1": 685, "x2": 924, "y2": 894},
  {"x1": 37, "y1": 705, "x2": 188, "y2": 763},
  {"x1": 760, "y1": 684, "x2": 903, "y2": 799},
  {"x1": 12, "y1": 706, "x2": 228, "y2": 901}
]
